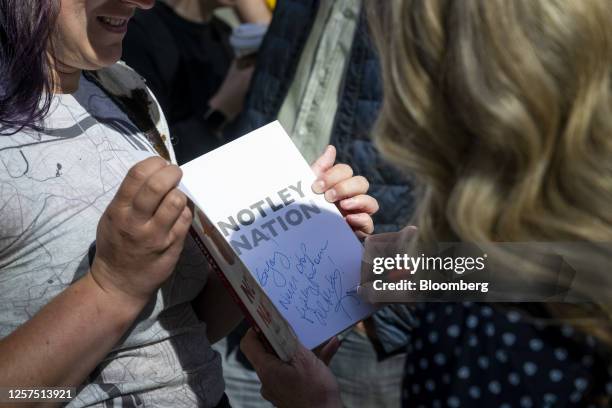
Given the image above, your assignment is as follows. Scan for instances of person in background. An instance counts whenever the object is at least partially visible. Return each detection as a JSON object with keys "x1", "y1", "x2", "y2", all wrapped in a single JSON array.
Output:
[
  {"x1": 0, "y1": 0, "x2": 377, "y2": 406},
  {"x1": 241, "y1": 0, "x2": 612, "y2": 407},
  {"x1": 222, "y1": 1, "x2": 415, "y2": 407},
  {"x1": 122, "y1": 0, "x2": 272, "y2": 164}
]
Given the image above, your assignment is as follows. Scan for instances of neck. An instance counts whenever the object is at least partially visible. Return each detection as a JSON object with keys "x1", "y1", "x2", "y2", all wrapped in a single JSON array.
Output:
[
  {"x1": 164, "y1": 0, "x2": 215, "y2": 23},
  {"x1": 51, "y1": 61, "x2": 81, "y2": 94}
]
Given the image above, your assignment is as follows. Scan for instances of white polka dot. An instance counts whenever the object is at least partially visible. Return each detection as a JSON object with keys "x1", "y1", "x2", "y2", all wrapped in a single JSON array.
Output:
[
  {"x1": 488, "y1": 380, "x2": 501, "y2": 394},
  {"x1": 468, "y1": 334, "x2": 479, "y2": 347},
  {"x1": 485, "y1": 323, "x2": 495, "y2": 337},
  {"x1": 528, "y1": 338, "x2": 543, "y2": 351},
  {"x1": 496, "y1": 349, "x2": 508, "y2": 363},
  {"x1": 606, "y1": 382, "x2": 612, "y2": 394},
  {"x1": 520, "y1": 396, "x2": 533, "y2": 407},
  {"x1": 543, "y1": 393, "x2": 557, "y2": 404},
  {"x1": 549, "y1": 369, "x2": 563, "y2": 382},
  {"x1": 469, "y1": 386, "x2": 481, "y2": 399},
  {"x1": 507, "y1": 310, "x2": 521, "y2": 323},
  {"x1": 434, "y1": 353, "x2": 446, "y2": 366},
  {"x1": 570, "y1": 391, "x2": 582, "y2": 403},
  {"x1": 574, "y1": 377, "x2": 588, "y2": 391},
  {"x1": 428, "y1": 331, "x2": 439, "y2": 344},
  {"x1": 502, "y1": 333, "x2": 516, "y2": 347},
  {"x1": 457, "y1": 366, "x2": 470, "y2": 379},
  {"x1": 466, "y1": 315, "x2": 479, "y2": 328},
  {"x1": 419, "y1": 358, "x2": 428, "y2": 370},
  {"x1": 426, "y1": 311, "x2": 436, "y2": 323},
  {"x1": 481, "y1": 306, "x2": 493, "y2": 317},
  {"x1": 523, "y1": 361, "x2": 537, "y2": 376},
  {"x1": 554, "y1": 348, "x2": 567, "y2": 361},
  {"x1": 508, "y1": 372, "x2": 520, "y2": 386},
  {"x1": 425, "y1": 380, "x2": 435, "y2": 391},
  {"x1": 477, "y1": 356, "x2": 489, "y2": 369},
  {"x1": 447, "y1": 396, "x2": 460, "y2": 407},
  {"x1": 447, "y1": 324, "x2": 461, "y2": 337}
]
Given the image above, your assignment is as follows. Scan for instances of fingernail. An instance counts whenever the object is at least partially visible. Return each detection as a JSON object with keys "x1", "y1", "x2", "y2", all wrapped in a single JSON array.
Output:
[
  {"x1": 325, "y1": 189, "x2": 337, "y2": 202},
  {"x1": 312, "y1": 180, "x2": 326, "y2": 194}
]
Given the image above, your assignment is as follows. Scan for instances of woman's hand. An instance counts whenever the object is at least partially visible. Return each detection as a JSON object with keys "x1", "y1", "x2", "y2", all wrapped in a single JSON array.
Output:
[
  {"x1": 0, "y1": 157, "x2": 193, "y2": 393},
  {"x1": 91, "y1": 157, "x2": 192, "y2": 309},
  {"x1": 311, "y1": 145, "x2": 379, "y2": 239},
  {"x1": 240, "y1": 329, "x2": 343, "y2": 408}
]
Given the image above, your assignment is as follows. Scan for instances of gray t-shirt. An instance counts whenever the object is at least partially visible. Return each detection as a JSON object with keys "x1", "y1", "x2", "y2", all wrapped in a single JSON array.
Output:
[{"x1": 0, "y1": 74, "x2": 224, "y2": 407}]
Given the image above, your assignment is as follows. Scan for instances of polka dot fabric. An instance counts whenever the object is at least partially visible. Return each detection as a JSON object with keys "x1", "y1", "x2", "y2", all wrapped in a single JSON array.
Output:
[{"x1": 401, "y1": 303, "x2": 611, "y2": 407}]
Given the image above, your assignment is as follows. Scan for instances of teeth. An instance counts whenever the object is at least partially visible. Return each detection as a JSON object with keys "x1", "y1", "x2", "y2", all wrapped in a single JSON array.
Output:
[{"x1": 101, "y1": 17, "x2": 126, "y2": 27}]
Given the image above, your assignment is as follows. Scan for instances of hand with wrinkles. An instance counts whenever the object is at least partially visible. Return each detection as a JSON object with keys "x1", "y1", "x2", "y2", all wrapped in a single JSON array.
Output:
[
  {"x1": 91, "y1": 156, "x2": 192, "y2": 308},
  {"x1": 241, "y1": 328, "x2": 343, "y2": 408}
]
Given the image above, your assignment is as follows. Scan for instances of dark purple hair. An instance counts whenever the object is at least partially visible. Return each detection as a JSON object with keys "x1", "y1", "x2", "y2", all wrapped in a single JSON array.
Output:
[{"x1": 0, "y1": 0, "x2": 59, "y2": 135}]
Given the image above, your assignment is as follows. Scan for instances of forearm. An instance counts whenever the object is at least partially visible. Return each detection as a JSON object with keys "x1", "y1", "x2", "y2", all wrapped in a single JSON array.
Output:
[
  {"x1": 0, "y1": 271, "x2": 144, "y2": 402},
  {"x1": 193, "y1": 273, "x2": 243, "y2": 344},
  {"x1": 234, "y1": 0, "x2": 272, "y2": 24}
]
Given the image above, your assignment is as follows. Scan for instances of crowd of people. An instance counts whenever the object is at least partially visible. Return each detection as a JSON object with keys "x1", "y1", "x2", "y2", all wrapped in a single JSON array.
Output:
[{"x1": 1, "y1": 0, "x2": 611, "y2": 407}]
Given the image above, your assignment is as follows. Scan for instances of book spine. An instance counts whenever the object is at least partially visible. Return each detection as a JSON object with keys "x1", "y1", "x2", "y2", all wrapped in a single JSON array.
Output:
[{"x1": 189, "y1": 227, "x2": 276, "y2": 355}]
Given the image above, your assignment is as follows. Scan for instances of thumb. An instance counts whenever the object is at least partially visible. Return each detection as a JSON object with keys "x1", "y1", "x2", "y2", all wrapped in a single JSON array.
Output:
[
  {"x1": 241, "y1": 328, "x2": 278, "y2": 370},
  {"x1": 311, "y1": 145, "x2": 336, "y2": 178},
  {"x1": 314, "y1": 336, "x2": 341, "y2": 365}
]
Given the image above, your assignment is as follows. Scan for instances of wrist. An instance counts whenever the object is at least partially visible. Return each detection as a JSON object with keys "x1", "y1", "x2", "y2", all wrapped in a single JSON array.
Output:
[{"x1": 86, "y1": 263, "x2": 149, "y2": 322}]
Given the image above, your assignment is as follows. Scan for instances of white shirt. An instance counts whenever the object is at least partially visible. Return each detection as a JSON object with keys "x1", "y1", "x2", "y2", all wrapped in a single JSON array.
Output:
[{"x1": 0, "y1": 73, "x2": 223, "y2": 407}]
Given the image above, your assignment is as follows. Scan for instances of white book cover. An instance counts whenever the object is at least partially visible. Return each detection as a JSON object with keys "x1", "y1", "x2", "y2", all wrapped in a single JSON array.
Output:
[{"x1": 180, "y1": 121, "x2": 375, "y2": 355}]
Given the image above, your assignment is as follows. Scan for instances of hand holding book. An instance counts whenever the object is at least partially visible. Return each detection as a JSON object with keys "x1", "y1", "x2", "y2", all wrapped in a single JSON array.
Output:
[{"x1": 310, "y1": 145, "x2": 378, "y2": 239}]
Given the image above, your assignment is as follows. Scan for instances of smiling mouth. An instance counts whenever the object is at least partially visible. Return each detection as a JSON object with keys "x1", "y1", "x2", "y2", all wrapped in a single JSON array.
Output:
[{"x1": 97, "y1": 16, "x2": 129, "y2": 28}]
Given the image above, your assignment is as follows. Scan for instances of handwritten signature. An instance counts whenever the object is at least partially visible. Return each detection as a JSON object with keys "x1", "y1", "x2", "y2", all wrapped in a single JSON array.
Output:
[
  {"x1": 256, "y1": 241, "x2": 360, "y2": 326},
  {"x1": 255, "y1": 251, "x2": 291, "y2": 288}
]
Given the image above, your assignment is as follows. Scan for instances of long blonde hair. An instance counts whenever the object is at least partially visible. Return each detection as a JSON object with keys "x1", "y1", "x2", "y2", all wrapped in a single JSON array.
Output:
[{"x1": 367, "y1": 0, "x2": 612, "y2": 342}]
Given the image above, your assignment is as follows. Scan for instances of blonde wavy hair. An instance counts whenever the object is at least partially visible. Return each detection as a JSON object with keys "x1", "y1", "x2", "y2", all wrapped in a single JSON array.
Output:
[{"x1": 367, "y1": 0, "x2": 612, "y2": 343}]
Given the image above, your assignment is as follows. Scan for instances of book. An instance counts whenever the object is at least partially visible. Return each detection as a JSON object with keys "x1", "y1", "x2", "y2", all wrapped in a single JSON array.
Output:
[{"x1": 179, "y1": 121, "x2": 376, "y2": 361}]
